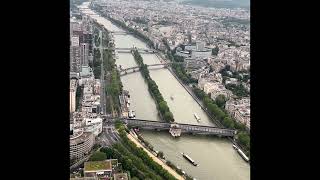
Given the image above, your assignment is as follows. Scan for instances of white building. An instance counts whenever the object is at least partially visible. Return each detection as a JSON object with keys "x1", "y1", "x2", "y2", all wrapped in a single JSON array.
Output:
[
  {"x1": 80, "y1": 66, "x2": 93, "y2": 78},
  {"x1": 184, "y1": 45, "x2": 196, "y2": 51},
  {"x1": 196, "y1": 41, "x2": 205, "y2": 51},
  {"x1": 84, "y1": 117, "x2": 103, "y2": 136},
  {"x1": 71, "y1": 36, "x2": 80, "y2": 47},
  {"x1": 71, "y1": 19, "x2": 82, "y2": 32},
  {"x1": 70, "y1": 79, "x2": 77, "y2": 112},
  {"x1": 80, "y1": 43, "x2": 89, "y2": 67},
  {"x1": 191, "y1": 50, "x2": 212, "y2": 59},
  {"x1": 176, "y1": 50, "x2": 190, "y2": 58},
  {"x1": 94, "y1": 80, "x2": 101, "y2": 95},
  {"x1": 202, "y1": 82, "x2": 231, "y2": 100},
  {"x1": 70, "y1": 129, "x2": 95, "y2": 160}
]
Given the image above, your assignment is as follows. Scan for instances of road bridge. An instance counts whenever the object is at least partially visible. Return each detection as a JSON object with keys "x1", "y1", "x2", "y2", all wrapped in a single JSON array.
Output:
[
  {"x1": 103, "y1": 47, "x2": 155, "y2": 54},
  {"x1": 119, "y1": 62, "x2": 185, "y2": 76},
  {"x1": 105, "y1": 118, "x2": 236, "y2": 137}
]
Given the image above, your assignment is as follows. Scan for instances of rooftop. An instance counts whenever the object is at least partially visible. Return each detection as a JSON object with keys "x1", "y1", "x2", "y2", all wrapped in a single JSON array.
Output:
[
  {"x1": 84, "y1": 160, "x2": 112, "y2": 172},
  {"x1": 70, "y1": 130, "x2": 92, "y2": 145}
]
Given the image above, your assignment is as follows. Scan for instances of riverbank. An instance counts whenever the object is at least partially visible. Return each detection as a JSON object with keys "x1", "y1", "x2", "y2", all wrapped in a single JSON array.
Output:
[
  {"x1": 167, "y1": 62, "x2": 250, "y2": 155},
  {"x1": 127, "y1": 132, "x2": 185, "y2": 180}
]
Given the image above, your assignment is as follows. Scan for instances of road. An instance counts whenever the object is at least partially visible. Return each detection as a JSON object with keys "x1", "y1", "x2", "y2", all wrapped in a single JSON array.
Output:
[
  {"x1": 98, "y1": 29, "x2": 107, "y2": 115},
  {"x1": 96, "y1": 124, "x2": 121, "y2": 147}
]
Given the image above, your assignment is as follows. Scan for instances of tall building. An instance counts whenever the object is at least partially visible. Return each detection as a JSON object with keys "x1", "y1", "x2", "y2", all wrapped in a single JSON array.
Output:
[
  {"x1": 71, "y1": 36, "x2": 80, "y2": 47},
  {"x1": 80, "y1": 43, "x2": 89, "y2": 67},
  {"x1": 70, "y1": 47, "x2": 81, "y2": 73},
  {"x1": 70, "y1": 79, "x2": 77, "y2": 112}
]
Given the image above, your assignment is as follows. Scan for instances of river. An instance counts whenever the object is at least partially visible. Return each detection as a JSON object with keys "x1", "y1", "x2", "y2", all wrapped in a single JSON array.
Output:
[{"x1": 79, "y1": 3, "x2": 250, "y2": 180}]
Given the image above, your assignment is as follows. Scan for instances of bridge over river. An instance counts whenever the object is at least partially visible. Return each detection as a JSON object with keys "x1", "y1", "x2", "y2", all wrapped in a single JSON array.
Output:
[
  {"x1": 105, "y1": 118, "x2": 236, "y2": 137},
  {"x1": 119, "y1": 62, "x2": 185, "y2": 76},
  {"x1": 104, "y1": 47, "x2": 156, "y2": 54}
]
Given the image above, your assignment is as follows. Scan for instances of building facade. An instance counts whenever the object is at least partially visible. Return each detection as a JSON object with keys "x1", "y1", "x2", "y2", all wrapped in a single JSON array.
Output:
[
  {"x1": 80, "y1": 43, "x2": 89, "y2": 67},
  {"x1": 70, "y1": 79, "x2": 78, "y2": 112},
  {"x1": 70, "y1": 129, "x2": 95, "y2": 159},
  {"x1": 225, "y1": 98, "x2": 250, "y2": 129}
]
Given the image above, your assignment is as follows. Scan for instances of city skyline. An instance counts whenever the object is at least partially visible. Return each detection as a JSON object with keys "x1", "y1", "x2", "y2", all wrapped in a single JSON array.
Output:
[{"x1": 70, "y1": 0, "x2": 250, "y2": 179}]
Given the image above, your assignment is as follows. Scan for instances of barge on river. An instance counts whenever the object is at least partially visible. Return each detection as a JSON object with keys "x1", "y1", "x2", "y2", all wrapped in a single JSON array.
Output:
[{"x1": 182, "y1": 152, "x2": 198, "y2": 166}]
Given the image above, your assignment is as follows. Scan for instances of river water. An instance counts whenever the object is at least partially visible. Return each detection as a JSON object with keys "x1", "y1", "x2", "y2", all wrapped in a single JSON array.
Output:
[{"x1": 79, "y1": 3, "x2": 250, "y2": 180}]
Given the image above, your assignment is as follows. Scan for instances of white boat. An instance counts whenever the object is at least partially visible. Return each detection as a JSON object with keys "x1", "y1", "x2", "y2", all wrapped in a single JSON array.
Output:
[
  {"x1": 194, "y1": 113, "x2": 200, "y2": 122},
  {"x1": 237, "y1": 148, "x2": 250, "y2": 162},
  {"x1": 233, "y1": 144, "x2": 249, "y2": 162},
  {"x1": 232, "y1": 144, "x2": 238, "y2": 150}
]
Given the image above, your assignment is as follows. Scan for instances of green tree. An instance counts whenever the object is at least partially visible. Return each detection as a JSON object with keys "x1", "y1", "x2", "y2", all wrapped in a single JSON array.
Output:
[
  {"x1": 238, "y1": 132, "x2": 250, "y2": 150},
  {"x1": 164, "y1": 111, "x2": 174, "y2": 122},
  {"x1": 203, "y1": 96, "x2": 212, "y2": 106},
  {"x1": 100, "y1": 147, "x2": 114, "y2": 159},
  {"x1": 223, "y1": 116, "x2": 235, "y2": 129},
  {"x1": 211, "y1": 46, "x2": 219, "y2": 55},
  {"x1": 215, "y1": 94, "x2": 227, "y2": 108},
  {"x1": 89, "y1": 151, "x2": 107, "y2": 161},
  {"x1": 158, "y1": 101, "x2": 168, "y2": 113},
  {"x1": 115, "y1": 119, "x2": 123, "y2": 129}
]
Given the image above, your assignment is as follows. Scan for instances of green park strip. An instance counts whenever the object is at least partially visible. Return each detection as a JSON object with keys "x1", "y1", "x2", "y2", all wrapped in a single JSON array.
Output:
[
  {"x1": 99, "y1": 124, "x2": 178, "y2": 180},
  {"x1": 103, "y1": 48, "x2": 123, "y2": 116},
  {"x1": 132, "y1": 50, "x2": 175, "y2": 122}
]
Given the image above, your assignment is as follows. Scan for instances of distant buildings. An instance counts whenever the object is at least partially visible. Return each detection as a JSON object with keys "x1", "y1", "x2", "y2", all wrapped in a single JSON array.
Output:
[
  {"x1": 185, "y1": 58, "x2": 207, "y2": 71},
  {"x1": 191, "y1": 50, "x2": 212, "y2": 59},
  {"x1": 198, "y1": 77, "x2": 232, "y2": 100},
  {"x1": 119, "y1": 90, "x2": 130, "y2": 118},
  {"x1": 71, "y1": 36, "x2": 81, "y2": 73},
  {"x1": 196, "y1": 41, "x2": 205, "y2": 51},
  {"x1": 80, "y1": 65, "x2": 93, "y2": 78},
  {"x1": 225, "y1": 98, "x2": 250, "y2": 129},
  {"x1": 176, "y1": 50, "x2": 190, "y2": 58},
  {"x1": 70, "y1": 16, "x2": 93, "y2": 73}
]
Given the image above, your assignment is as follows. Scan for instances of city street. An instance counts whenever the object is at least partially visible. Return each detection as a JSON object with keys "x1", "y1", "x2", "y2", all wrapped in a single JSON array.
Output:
[{"x1": 96, "y1": 125, "x2": 121, "y2": 147}]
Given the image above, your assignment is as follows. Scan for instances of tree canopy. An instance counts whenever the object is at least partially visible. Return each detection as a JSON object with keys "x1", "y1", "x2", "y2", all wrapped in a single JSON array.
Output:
[
  {"x1": 215, "y1": 94, "x2": 227, "y2": 108},
  {"x1": 89, "y1": 151, "x2": 107, "y2": 161}
]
